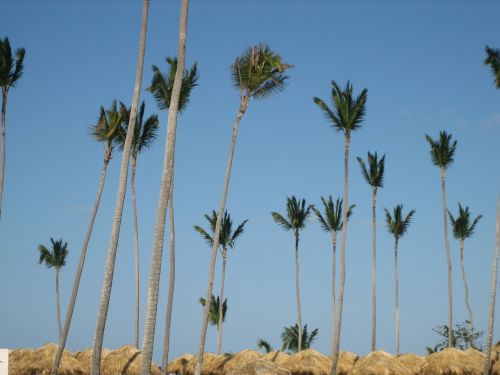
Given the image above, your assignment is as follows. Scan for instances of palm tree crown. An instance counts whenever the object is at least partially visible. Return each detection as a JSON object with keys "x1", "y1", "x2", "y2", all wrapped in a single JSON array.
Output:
[
  {"x1": 425, "y1": 131, "x2": 457, "y2": 170},
  {"x1": 271, "y1": 196, "x2": 313, "y2": 235},
  {"x1": 0, "y1": 37, "x2": 25, "y2": 91},
  {"x1": 385, "y1": 205, "x2": 416, "y2": 241},
  {"x1": 313, "y1": 81, "x2": 368, "y2": 136},
  {"x1": 485, "y1": 45, "x2": 500, "y2": 88},
  {"x1": 199, "y1": 296, "x2": 227, "y2": 326},
  {"x1": 281, "y1": 324, "x2": 319, "y2": 353},
  {"x1": 38, "y1": 238, "x2": 68, "y2": 270},
  {"x1": 448, "y1": 204, "x2": 483, "y2": 242},
  {"x1": 313, "y1": 196, "x2": 354, "y2": 234},
  {"x1": 357, "y1": 152, "x2": 385, "y2": 190},
  {"x1": 90, "y1": 100, "x2": 127, "y2": 152},
  {"x1": 194, "y1": 210, "x2": 248, "y2": 252}
]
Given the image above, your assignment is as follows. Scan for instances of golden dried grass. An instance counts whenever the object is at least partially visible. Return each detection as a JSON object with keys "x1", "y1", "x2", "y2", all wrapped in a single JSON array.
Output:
[
  {"x1": 261, "y1": 351, "x2": 290, "y2": 365},
  {"x1": 419, "y1": 348, "x2": 484, "y2": 375},
  {"x1": 227, "y1": 359, "x2": 290, "y2": 375},
  {"x1": 282, "y1": 349, "x2": 330, "y2": 375},
  {"x1": 349, "y1": 350, "x2": 411, "y2": 375},
  {"x1": 101, "y1": 345, "x2": 161, "y2": 375}
]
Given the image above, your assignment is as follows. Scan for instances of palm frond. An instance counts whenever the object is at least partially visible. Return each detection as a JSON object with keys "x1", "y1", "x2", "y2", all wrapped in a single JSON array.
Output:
[
  {"x1": 425, "y1": 131, "x2": 457, "y2": 169},
  {"x1": 357, "y1": 152, "x2": 385, "y2": 189},
  {"x1": 0, "y1": 37, "x2": 25, "y2": 89},
  {"x1": 257, "y1": 339, "x2": 273, "y2": 353},
  {"x1": 485, "y1": 45, "x2": 500, "y2": 88},
  {"x1": 37, "y1": 238, "x2": 68, "y2": 270},
  {"x1": 385, "y1": 205, "x2": 415, "y2": 240},
  {"x1": 271, "y1": 212, "x2": 292, "y2": 231},
  {"x1": 194, "y1": 225, "x2": 214, "y2": 247},
  {"x1": 449, "y1": 203, "x2": 482, "y2": 241}
]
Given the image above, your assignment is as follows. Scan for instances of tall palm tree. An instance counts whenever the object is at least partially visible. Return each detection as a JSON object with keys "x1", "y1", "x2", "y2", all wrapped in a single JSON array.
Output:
[
  {"x1": 281, "y1": 324, "x2": 319, "y2": 353},
  {"x1": 483, "y1": 198, "x2": 500, "y2": 375},
  {"x1": 198, "y1": 295, "x2": 227, "y2": 326},
  {"x1": 38, "y1": 238, "x2": 69, "y2": 343},
  {"x1": 448, "y1": 204, "x2": 482, "y2": 329},
  {"x1": 314, "y1": 81, "x2": 367, "y2": 375},
  {"x1": 0, "y1": 37, "x2": 25, "y2": 220},
  {"x1": 194, "y1": 44, "x2": 290, "y2": 375},
  {"x1": 52, "y1": 100, "x2": 125, "y2": 374},
  {"x1": 484, "y1": 45, "x2": 500, "y2": 88},
  {"x1": 357, "y1": 151, "x2": 385, "y2": 352},
  {"x1": 194, "y1": 210, "x2": 248, "y2": 354},
  {"x1": 91, "y1": 2, "x2": 150, "y2": 374},
  {"x1": 117, "y1": 101, "x2": 159, "y2": 348},
  {"x1": 272, "y1": 196, "x2": 313, "y2": 352},
  {"x1": 384, "y1": 205, "x2": 415, "y2": 355},
  {"x1": 312, "y1": 196, "x2": 354, "y2": 356},
  {"x1": 425, "y1": 131, "x2": 457, "y2": 348}
]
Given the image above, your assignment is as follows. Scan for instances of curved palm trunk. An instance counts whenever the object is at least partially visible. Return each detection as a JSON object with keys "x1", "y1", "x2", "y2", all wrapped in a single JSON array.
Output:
[
  {"x1": 331, "y1": 231, "x2": 337, "y2": 356},
  {"x1": 161, "y1": 183, "x2": 175, "y2": 373},
  {"x1": 440, "y1": 167, "x2": 453, "y2": 348},
  {"x1": 140, "y1": 1, "x2": 188, "y2": 373},
  {"x1": 371, "y1": 189, "x2": 377, "y2": 352},
  {"x1": 295, "y1": 232, "x2": 303, "y2": 352},
  {"x1": 194, "y1": 97, "x2": 249, "y2": 375},
  {"x1": 394, "y1": 238, "x2": 400, "y2": 356},
  {"x1": 217, "y1": 249, "x2": 227, "y2": 354},
  {"x1": 331, "y1": 134, "x2": 350, "y2": 375},
  {"x1": 483, "y1": 198, "x2": 500, "y2": 375},
  {"x1": 92, "y1": 2, "x2": 150, "y2": 374},
  {"x1": 131, "y1": 157, "x2": 140, "y2": 349},
  {"x1": 459, "y1": 240, "x2": 474, "y2": 329},
  {"x1": 0, "y1": 89, "x2": 8, "y2": 220},
  {"x1": 56, "y1": 269, "x2": 62, "y2": 343},
  {"x1": 51, "y1": 152, "x2": 111, "y2": 375}
]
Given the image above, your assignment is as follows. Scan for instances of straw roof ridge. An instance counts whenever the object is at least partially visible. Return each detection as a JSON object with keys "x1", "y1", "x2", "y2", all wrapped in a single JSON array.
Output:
[
  {"x1": 282, "y1": 349, "x2": 330, "y2": 375},
  {"x1": 419, "y1": 347, "x2": 484, "y2": 375},
  {"x1": 350, "y1": 350, "x2": 412, "y2": 375},
  {"x1": 227, "y1": 358, "x2": 290, "y2": 375},
  {"x1": 102, "y1": 344, "x2": 161, "y2": 375},
  {"x1": 262, "y1": 351, "x2": 290, "y2": 365}
]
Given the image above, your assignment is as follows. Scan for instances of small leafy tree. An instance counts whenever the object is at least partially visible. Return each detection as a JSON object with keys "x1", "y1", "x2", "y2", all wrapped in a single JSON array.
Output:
[{"x1": 426, "y1": 320, "x2": 483, "y2": 353}]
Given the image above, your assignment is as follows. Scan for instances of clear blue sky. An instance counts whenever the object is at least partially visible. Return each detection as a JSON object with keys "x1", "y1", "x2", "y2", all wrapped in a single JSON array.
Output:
[{"x1": 1, "y1": 0, "x2": 500, "y2": 365}]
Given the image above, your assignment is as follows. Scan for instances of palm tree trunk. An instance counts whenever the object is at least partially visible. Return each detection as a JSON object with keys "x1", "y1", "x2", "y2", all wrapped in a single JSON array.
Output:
[
  {"x1": 51, "y1": 152, "x2": 111, "y2": 375},
  {"x1": 92, "y1": 1, "x2": 150, "y2": 374},
  {"x1": 394, "y1": 238, "x2": 400, "y2": 356},
  {"x1": 295, "y1": 232, "x2": 303, "y2": 352},
  {"x1": 140, "y1": 1, "x2": 188, "y2": 373},
  {"x1": 194, "y1": 96, "x2": 249, "y2": 375},
  {"x1": 459, "y1": 239, "x2": 474, "y2": 329},
  {"x1": 330, "y1": 134, "x2": 350, "y2": 375},
  {"x1": 371, "y1": 188, "x2": 377, "y2": 352},
  {"x1": 217, "y1": 249, "x2": 227, "y2": 354},
  {"x1": 161, "y1": 182, "x2": 175, "y2": 374},
  {"x1": 331, "y1": 231, "x2": 337, "y2": 356},
  {"x1": 440, "y1": 167, "x2": 453, "y2": 348},
  {"x1": 0, "y1": 89, "x2": 8, "y2": 220},
  {"x1": 131, "y1": 156, "x2": 140, "y2": 349},
  {"x1": 56, "y1": 269, "x2": 62, "y2": 344},
  {"x1": 483, "y1": 198, "x2": 500, "y2": 375}
]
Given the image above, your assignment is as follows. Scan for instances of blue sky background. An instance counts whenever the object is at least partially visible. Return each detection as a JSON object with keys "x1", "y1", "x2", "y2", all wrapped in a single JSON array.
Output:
[{"x1": 1, "y1": 0, "x2": 500, "y2": 365}]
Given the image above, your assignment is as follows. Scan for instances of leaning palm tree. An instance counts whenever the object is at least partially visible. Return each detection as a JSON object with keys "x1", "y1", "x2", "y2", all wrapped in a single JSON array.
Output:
[
  {"x1": 357, "y1": 151, "x2": 385, "y2": 352},
  {"x1": 198, "y1": 295, "x2": 227, "y2": 326},
  {"x1": 194, "y1": 210, "x2": 248, "y2": 354},
  {"x1": 53, "y1": 100, "x2": 125, "y2": 375},
  {"x1": 385, "y1": 205, "x2": 415, "y2": 356},
  {"x1": 484, "y1": 45, "x2": 500, "y2": 88},
  {"x1": 117, "y1": 101, "x2": 159, "y2": 348},
  {"x1": 314, "y1": 81, "x2": 367, "y2": 375},
  {"x1": 425, "y1": 131, "x2": 457, "y2": 348},
  {"x1": 0, "y1": 37, "x2": 25, "y2": 220},
  {"x1": 448, "y1": 204, "x2": 482, "y2": 330},
  {"x1": 312, "y1": 196, "x2": 354, "y2": 356},
  {"x1": 281, "y1": 324, "x2": 319, "y2": 353},
  {"x1": 257, "y1": 339, "x2": 274, "y2": 354},
  {"x1": 38, "y1": 238, "x2": 69, "y2": 343},
  {"x1": 194, "y1": 44, "x2": 290, "y2": 375},
  {"x1": 272, "y1": 196, "x2": 313, "y2": 352}
]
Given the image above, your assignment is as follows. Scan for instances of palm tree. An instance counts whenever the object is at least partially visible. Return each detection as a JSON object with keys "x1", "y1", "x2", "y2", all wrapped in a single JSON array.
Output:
[
  {"x1": 281, "y1": 324, "x2": 319, "y2": 353},
  {"x1": 0, "y1": 37, "x2": 25, "y2": 220},
  {"x1": 194, "y1": 44, "x2": 290, "y2": 375},
  {"x1": 198, "y1": 295, "x2": 227, "y2": 326},
  {"x1": 314, "y1": 81, "x2": 367, "y2": 375},
  {"x1": 483, "y1": 198, "x2": 500, "y2": 375},
  {"x1": 385, "y1": 205, "x2": 415, "y2": 355},
  {"x1": 425, "y1": 131, "x2": 457, "y2": 348},
  {"x1": 257, "y1": 339, "x2": 273, "y2": 353},
  {"x1": 448, "y1": 204, "x2": 482, "y2": 330},
  {"x1": 272, "y1": 196, "x2": 313, "y2": 352},
  {"x1": 53, "y1": 100, "x2": 125, "y2": 374},
  {"x1": 91, "y1": 2, "x2": 150, "y2": 374},
  {"x1": 357, "y1": 152, "x2": 385, "y2": 352},
  {"x1": 38, "y1": 238, "x2": 69, "y2": 343},
  {"x1": 117, "y1": 101, "x2": 159, "y2": 348},
  {"x1": 194, "y1": 210, "x2": 248, "y2": 354},
  {"x1": 484, "y1": 45, "x2": 500, "y2": 88},
  {"x1": 312, "y1": 196, "x2": 354, "y2": 355}
]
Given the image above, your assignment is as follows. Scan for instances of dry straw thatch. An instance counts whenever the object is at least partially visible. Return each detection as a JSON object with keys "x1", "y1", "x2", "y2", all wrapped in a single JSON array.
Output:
[
  {"x1": 177, "y1": 352, "x2": 228, "y2": 375},
  {"x1": 350, "y1": 350, "x2": 411, "y2": 375},
  {"x1": 73, "y1": 348, "x2": 112, "y2": 374},
  {"x1": 226, "y1": 359, "x2": 290, "y2": 375},
  {"x1": 221, "y1": 350, "x2": 263, "y2": 374},
  {"x1": 9, "y1": 343, "x2": 85, "y2": 375},
  {"x1": 326, "y1": 351, "x2": 358, "y2": 375},
  {"x1": 261, "y1": 351, "x2": 290, "y2": 365},
  {"x1": 101, "y1": 345, "x2": 161, "y2": 375},
  {"x1": 167, "y1": 354, "x2": 196, "y2": 375},
  {"x1": 492, "y1": 360, "x2": 500, "y2": 375},
  {"x1": 396, "y1": 353, "x2": 425, "y2": 375},
  {"x1": 282, "y1": 349, "x2": 330, "y2": 375},
  {"x1": 419, "y1": 348, "x2": 485, "y2": 375}
]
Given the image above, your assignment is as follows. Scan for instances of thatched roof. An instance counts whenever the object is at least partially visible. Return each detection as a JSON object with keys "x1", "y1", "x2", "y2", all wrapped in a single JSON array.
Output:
[
  {"x1": 261, "y1": 351, "x2": 290, "y2": 365},
  {"x1": 282, "y1": 349, "x2": 330, "y2": 375},
  {"x1": 396, "y1": 353, "x2": 425, "y2": 375},
  {"x1": 9, "y1": 343, "x2": 85, "y2": 375},
  {"x1": 492, "y1": 359, "x2": 500, "y2": 375},
  {"x1": 350, "y1": 350, "x2": 411, "y2": 375},
  {"x1": 167, "y1": 354, "x2": 196, "y2": 375},
  {"x1": 419, "y1": 348, "x2": 485, "y2": 375},
  {"x1": 179, "y1": 353, "x2": 228, "y2": 375},
  {"x1": 326, "y1": 352, "x2": 358, "y2": 375},
  {"x1": 221, "y1": 350, "x2": 263, "y2": 374},
  {"x1": 101, "y1": 345, "x2": 161, "y2": 375},
  {"x1": 73, "y1": 348, "x2": 112, "y2": 373},
  {"x1": 227, "y1": 359, "x2": 290, "y2": 375}
]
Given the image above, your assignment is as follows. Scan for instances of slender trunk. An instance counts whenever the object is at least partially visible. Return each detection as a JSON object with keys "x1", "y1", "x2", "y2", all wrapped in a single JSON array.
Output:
[
  {"x1": 394, "y1": 238, "x2": 400, "y2": 356},
  {"x1": 92, "y1": 1, "x2": 149, "y2": 374},
  {"x1": 194, "y1": 97, "x2": 249, "y2": 375},
  {"x1": 0, "y1": 89, "x2": 8, "y2": 220},
  {"x1": 459, "y1": 239, "x2": 474, "y2": 330},
  {"x1": 51, "y1": 152, "x2": 111, "y2": 375},
  {"x1": 131, "y1": 157, "x2": 140, "y2": 348},
  {"x1": 56, "y1": 269, "x2": 62, "y2": 344},
  {"x1": 331, "y1": 231, "x2": 337, "y2": 356},
  {"x1": 483, "y1": 198, "x2": 500, "y2": 375},
  {"x1": 140, "y1": 1, "x2": 188, "y2": 373},
  {"x1": 371, "y1": 189, "x2": 377, "y2": 352},
  {"x1": 441, "y1": 167, "x2": 453, "y2": 348},
  {"x1": 162, "y1": 182, "x2": 175, "y2": 373},
  {"x1": 217, "y1": 249, "x2": 227, "y2": 354},
  {"x1": 330, "y1": 134, "x2": 350, "y2": 375},
  {"x1": 295, "y1": 231, "x2": 303, "y2": 352}
]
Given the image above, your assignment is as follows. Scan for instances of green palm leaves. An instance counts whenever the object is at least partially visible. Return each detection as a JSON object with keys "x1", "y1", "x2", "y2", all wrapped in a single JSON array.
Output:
[
  {"x1": 90, "y1": 100, "x2": 127, "y2": 155},
  {"x1": 449, "y1": 204, "x2": 483, "y2": 242},
  {"x1": 385, "y1": 205, "x2": 415, "y2": 241},
  {"x1": 0, "y1": 37, "x2": 25, "y2": 90},
  {"x1": 313, "y1": 196, "x2": 354, "y2": 234},
  {"x1": 357, "y1": 152, "x2": 385, "y2": 191},
  {"x1": 38, "y1": 238, "x2": 69, "y2": 270},
  {"x1": 271, "y1": 196, "x2": 313, "y2": 235},
  {"x1": 281, "y1": 324, "x2": 319, "y2": 353},
  {"x1": 485, "y1": 45, "x2": 500, "y2": 88},
  {"x1": 194, "y1": 210, "x2": 248, "y2": 251},
  {"x1": 199, "y1": 296, "x2": 227, "y2": 326},
  {"x1": 425, "y1": 131, "x2": 457, "y2": 170}
]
